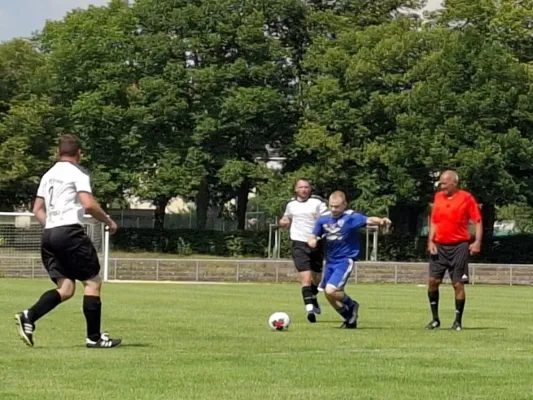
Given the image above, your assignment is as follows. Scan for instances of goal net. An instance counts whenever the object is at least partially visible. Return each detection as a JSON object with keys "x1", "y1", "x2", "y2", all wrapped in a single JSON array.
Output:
[{"x1": 0, "y1": 212, "x2": 110, "y2": 280}]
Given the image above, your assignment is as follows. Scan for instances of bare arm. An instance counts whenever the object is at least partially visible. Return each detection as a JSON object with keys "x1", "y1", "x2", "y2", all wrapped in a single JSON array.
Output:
[
  {"x1": 366, "y1": 216, "x2": 391, "y2": 226},
  {"x1": 468, "y1": 197, "x2": 483, "y2": 255},
  {"x1": 279, "y1": 216, "x2": 291, "y2": 228},
  {"x1": 79, "y1": 192, "x2": 117, "y2": 233},
  {"x1": 32, "y1": 197, "x2": 46, "y2": 226},
  {"x1": 474, "y1": 221, "x2": 483, "y2": 244},
  {"x1": 427, "y1": 222, "x2": 438, "y2": 254},
  {"x1": 428, "y1": 222, "x2": 436, "y2": 244},
  {"x1": 279, "y1": 202, "x2": 292, "y2": 228},
  {"x1": 469, "y1": 221, "x2": 483, "y2": 255}
]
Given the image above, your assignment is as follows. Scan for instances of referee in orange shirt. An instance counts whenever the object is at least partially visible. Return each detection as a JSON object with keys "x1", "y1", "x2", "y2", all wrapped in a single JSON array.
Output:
[{"x1": 426, "y1": 170, "x2": 482, "y2": 331}]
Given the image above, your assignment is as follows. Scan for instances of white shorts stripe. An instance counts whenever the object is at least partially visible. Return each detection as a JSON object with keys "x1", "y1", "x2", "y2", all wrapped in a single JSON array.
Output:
[{"x1": 338, "y1": 259, "x2": 354, "y2": 289}]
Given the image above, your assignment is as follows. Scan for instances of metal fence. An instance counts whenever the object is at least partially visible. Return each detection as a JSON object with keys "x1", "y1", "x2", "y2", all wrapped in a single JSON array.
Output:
[
  {"x1": 2, "y1": 257, "x2": 533, "y2": 285},
  {"x1": 108, "y1": 210, "x2": 272, "y2": 231}
]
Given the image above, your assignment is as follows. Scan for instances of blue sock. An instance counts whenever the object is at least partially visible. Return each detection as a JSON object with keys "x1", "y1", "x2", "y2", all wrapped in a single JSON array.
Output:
[
  {"x1": 342, "y1": 295, "x2": 355, "y2": 308},
  {"x1": 336, "y1": 305, "x2": 352, "y2": 320}
]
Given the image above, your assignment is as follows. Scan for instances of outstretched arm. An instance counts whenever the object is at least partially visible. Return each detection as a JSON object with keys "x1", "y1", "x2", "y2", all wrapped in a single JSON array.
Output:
[{"x1": 366, "y1": 216, "x2": 392, "y2": 226}]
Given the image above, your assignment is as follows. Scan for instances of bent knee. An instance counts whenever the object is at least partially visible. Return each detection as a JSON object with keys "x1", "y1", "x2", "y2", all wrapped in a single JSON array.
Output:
[
  {"x1": 324, "y1": 285, "x2": 339, "y2": 297},
  {"x1": 56, "y1": 279, "x2": 75, "y2": 300},
  {"x1": 57, "y1": 287, "x2": 75, "y2": 300}
]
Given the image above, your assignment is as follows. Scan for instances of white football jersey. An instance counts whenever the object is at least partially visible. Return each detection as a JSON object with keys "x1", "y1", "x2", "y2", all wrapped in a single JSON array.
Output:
[
  {"x1": 283, "y1": 195, "x2": 329, "y2": 242},
  {"x1": 36, "y1": 161, "x2": 92, "y2": 229}
]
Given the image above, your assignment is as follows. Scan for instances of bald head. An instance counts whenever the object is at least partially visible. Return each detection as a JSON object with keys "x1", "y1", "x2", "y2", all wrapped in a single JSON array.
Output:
[
  {"x1": 329, "y1": 191, "x2": 347, "y2": 217},
  {"x1": 439, "y1": 170, "x2": 459, "y2": 196},
  {"x1": 441, "y1": 170, "x2": 459, "y2": 183}
]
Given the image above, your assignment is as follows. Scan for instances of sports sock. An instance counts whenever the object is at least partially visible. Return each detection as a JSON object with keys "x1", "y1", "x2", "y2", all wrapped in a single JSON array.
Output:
[
  {"x1": 455, "y1": 298, "x2": 465, "y2": 324},
  {"x1": 83, "y1": 296, "x2": 102, "y2": 342},
  {"x1": 301, "y1": 286, "x2": 315, "y2": 309},
  {"x1": 428, "y1": 290, "x2": 439, "y2": 321},
  {"x1": 27, "y1": 289, "x2": 62, "y2": 323},
  {"x1": 334, "y1": 305, "x2": 351, "y2": 320},
  {"x1": 342, "y1": 295, "x2": 355, "y2": 308},
  {"x1": 310, "y1": 283, "x2": 319, "y2": 307}
]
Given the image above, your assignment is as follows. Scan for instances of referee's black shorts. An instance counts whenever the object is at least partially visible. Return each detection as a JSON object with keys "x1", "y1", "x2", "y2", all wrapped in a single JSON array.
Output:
[
  {"x1": 41, "y1": 224, "x2": 101, "y2": 283},
  {"x1": 291, "y1": 240, "x2": 324, "y2": 273},
  {"x1": 429, "y1": 241, "x2": 470, "y2": 283}
]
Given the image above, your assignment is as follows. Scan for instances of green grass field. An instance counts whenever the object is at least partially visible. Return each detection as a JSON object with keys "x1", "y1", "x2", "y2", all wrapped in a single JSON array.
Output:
[{"x1": 2, "y1": 280, "x2": 533, "y2": 400}]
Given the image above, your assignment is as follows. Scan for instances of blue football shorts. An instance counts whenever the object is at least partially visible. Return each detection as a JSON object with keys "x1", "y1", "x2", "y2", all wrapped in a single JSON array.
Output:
[{"x1": 321, "y1": 258, "x2": 356, "y2": 290}]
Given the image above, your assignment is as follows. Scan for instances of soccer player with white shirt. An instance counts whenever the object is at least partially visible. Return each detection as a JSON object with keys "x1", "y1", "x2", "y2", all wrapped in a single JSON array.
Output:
[
  {"x1": 14, "y1": 135, "x2": 121, "y2": 348},
  {"x1": 279, "y1": 179, "x2": 329, "y2": 323},
  {"x1": 308, "y1": 191, "x2": 391, "y2": 328}
]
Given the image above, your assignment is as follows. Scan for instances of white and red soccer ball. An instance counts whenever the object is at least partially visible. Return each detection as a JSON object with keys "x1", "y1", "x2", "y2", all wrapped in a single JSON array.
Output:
[{"x1": 268, "y1": 312, "x2": 291, "y2": 331}]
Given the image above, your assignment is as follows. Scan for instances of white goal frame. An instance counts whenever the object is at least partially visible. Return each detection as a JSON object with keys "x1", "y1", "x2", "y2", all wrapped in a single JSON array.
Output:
[
  {"x1": 268, "y1": 221, "x2": 380, "y2": 261},
  {"x1": 0, "y1": 212, "x2": 110, "y2": 281}
]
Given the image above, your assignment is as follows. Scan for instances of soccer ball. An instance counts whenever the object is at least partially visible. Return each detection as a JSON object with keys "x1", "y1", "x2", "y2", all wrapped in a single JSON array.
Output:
[{"x1": 268, "y1": 312, "x2": 290, "y2": 331}]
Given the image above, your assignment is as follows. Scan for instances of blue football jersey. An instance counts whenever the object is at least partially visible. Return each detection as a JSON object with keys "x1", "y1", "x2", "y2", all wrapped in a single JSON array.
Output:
[{"x1": 312, "y1": 210, "x2": 368, "y2": 261}]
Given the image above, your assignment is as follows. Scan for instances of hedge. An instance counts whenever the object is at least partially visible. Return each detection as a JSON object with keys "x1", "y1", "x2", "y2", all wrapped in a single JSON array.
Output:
[
  {"x1": 111, "y1": 228, "x2": 533, "y2": 264},
  {"x1": 111, "y1": 228, "x2": 272, "y2": 257}
]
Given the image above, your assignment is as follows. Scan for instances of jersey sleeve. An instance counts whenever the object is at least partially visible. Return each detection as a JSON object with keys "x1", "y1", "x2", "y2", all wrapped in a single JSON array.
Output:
[
  {"x1": 312, "y1": 217, "x2": 325, "y2": 237},
  {"x1": 468, "y1": 195, "x2": 482, "y2": 223},
  {"x1": 36, "y1": 179, "x2": 46, "y2": 198},
  {"x1": 318, "y1": 200, "x2": 329, "y2": 215},
  {"x1": 347, "y1": 213, "x2": 368, "y2": 230},
  {"x1": 74, "y1": 172, "x2": 92, "y2": 194}
]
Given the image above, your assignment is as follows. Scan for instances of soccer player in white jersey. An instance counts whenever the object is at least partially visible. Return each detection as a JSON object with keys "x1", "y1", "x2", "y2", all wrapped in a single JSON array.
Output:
[
  {"x1": 14, "y1": 135, "x2": 121, "y2": 348},
  {"x1": 279, "y1": 179, "x2": 329, "y2": 323}
]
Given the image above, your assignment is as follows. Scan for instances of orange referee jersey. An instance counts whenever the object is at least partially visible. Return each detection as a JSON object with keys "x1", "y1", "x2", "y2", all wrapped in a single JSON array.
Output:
[{"x1": 430, "y1": 190, "x2": 482, "y2": 245}]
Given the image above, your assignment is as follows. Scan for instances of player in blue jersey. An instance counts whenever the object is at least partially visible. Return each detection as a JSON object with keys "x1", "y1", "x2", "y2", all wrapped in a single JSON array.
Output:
[{"x1": 308, "y1": 191, "x2": 391, "y2": 328}]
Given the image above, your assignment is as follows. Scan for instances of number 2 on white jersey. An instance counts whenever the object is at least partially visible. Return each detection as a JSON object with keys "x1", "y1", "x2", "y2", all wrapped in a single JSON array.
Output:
[{"x1": 48, "y1": 186, "x2": 55, "y2": 209}]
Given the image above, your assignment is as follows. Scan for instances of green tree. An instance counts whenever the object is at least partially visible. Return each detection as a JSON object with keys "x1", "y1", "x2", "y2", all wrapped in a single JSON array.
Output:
[
  {"x1": 38, "y1": 0, "x2": 140, "y2": 206},
  {"x1": 0, "y1": 39, "x2": 58, "y2": 211},
  {"x1": 0, "y1": 97, "x2": 64, "y2": 211},
  {"x1": 135, "y1": 0, "x2": 302, "y2": 229}
]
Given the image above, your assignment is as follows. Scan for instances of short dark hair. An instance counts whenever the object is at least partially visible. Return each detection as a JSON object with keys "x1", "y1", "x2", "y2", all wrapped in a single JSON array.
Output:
[
  {"x1": 295, "y1": 178, "x2": 311, "y2": 187},
  {"x1": 58, "y1": 134, "x2": 82, "y2": 157}
]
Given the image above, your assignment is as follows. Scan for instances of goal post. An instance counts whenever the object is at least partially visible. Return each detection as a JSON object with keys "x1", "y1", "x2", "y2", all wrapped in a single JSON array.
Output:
[
  {"x1": 268, "y1": 224, "x2": 380, "y2": 261},
  {"x1": 0, "y1": 212, "x2": 110, "y2": 280}
]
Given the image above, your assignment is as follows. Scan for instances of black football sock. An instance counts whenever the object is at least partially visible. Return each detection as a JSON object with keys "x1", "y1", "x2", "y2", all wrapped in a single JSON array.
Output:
[
  {"x1": 302, "y1": 286, "x2": 315, "y2": 309},
  {"x1": 310, "y1": 283, "x2": 319, "y2": 307},
  {"x1": 455, "y1": 298, "x2": 465, "y2": 324},
  {"x1": 83, "y1": 296, "x2": 102, "y2": 342},
  {"x1": 428, "y1": 290, "x2": 440, "y2": 321},
  {"x1": 27, "y1": 289, "x2": 62, "y2": 323}
]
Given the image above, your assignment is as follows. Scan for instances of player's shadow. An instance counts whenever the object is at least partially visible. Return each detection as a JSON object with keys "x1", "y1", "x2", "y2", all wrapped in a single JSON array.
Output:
[
  {"x1": 460, "y1": 327, "x2": 507, "y2": 331},
  {"x1": 316, "y1": 323, "x2": 507, "y2": 331},
  {"x1": 61, "y1": 342, "x2": 152, "y2": 349}
]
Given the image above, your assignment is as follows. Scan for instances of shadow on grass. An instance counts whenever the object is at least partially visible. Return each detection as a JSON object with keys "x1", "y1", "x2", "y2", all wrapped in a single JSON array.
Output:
[{"x1": 55, "y1": 342, "x2": 154, "y2": 349}]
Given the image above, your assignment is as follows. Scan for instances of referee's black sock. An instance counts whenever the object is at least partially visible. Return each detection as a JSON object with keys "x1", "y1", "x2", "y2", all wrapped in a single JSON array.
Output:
[
  {"x1": 428, "y1": 290, "x2": 440, "y2": 321},
  {"x1": 83, "y1": 296, "x2": 102, "y2": 342},
  {"x1": 302, "y1": 286, "x2": 315, "y2": 309},
  {"x1": 455, "y1": 298, "x2": 465, "y2": 324},
  {"x1": 27, "y1": 289, "x2": 62, "y2": 323}
]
